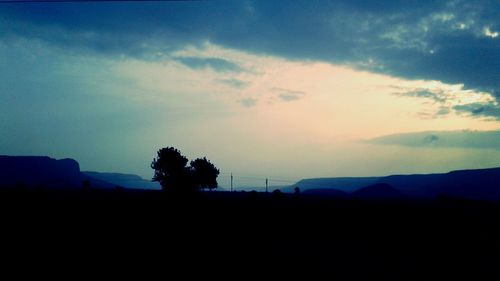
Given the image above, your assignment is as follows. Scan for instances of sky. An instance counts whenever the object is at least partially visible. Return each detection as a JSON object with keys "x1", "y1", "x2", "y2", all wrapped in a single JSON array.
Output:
[{"x1": 1, "y1": 0, "x2": 500, "y2": 189}]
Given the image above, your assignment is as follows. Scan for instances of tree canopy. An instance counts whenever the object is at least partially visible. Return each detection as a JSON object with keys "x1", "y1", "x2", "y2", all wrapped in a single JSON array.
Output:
[
  {"x1": 191, "y1": 157, "x2": 220, "y2": 191},
  {"x1": 151, "y1": 147, "x2": 219, "y2": 193}
]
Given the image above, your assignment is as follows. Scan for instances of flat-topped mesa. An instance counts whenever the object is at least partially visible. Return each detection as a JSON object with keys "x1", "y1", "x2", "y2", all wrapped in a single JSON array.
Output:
[{"x1": 0, "y1": 155, "x2": 83, "y2": 188}]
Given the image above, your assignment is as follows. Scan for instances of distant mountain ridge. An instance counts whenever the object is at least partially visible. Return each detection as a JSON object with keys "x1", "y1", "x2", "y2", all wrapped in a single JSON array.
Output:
[
  {"x1": 83, "y1": 171, "x2": 160, "y2": 190},
  {"x1": 2, "y1": 155, "x2": 499, "y2": 200},
  {"x1": 0, "y1": 155, "x2": 158, "y2": 190},
  {"x1": 289, "y1": 177, "x2": 380, "y2": 193},
  {"x1": 291, "y1": 167, "x2": 500, "y2": 201},
  {"x1": 0, "y1": 156, "x2": 84, "y2": 188},
  {"x1": 351, "y1": 183, "x2": 405, "y2": 200},
  {"x1": 302, "y1": 188, "x2": 347, "y2": 197},
  {"x1": 378, "y1": 167, "x2": 500, "y2": 200}
]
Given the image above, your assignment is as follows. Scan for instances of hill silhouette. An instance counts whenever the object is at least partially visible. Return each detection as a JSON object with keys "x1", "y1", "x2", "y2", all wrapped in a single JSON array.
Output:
[
  {"x1": 292, "y1": 167, "x2": 500, "y2": 201},
  {"x1": 2, "y1": 155, "x2": 500, "y2": 201},
  {"x1": 302, "y1": 188, "x2": 347, "y2": 197},
  {"x1": 291, "y1": 177, "x2": 380, "y2": 193},
  {"x1": 351, "y1": 183, "x2": 405, "y2": 200},
  {"x1": 378, "y1": 167, "x2": 500, "y2": 200},
  {"x1": 83, "y1": 171, "x2": 161, "y2": 190},
  {"x1": 0, "y1": 156, "x2": 156, "y2": 190},
  {"x1": 1, "y1": 155, "x2": 500, "y2": 278},
  {"x1": 0, "y1": 156, "x2": 84, "y2": 188}
]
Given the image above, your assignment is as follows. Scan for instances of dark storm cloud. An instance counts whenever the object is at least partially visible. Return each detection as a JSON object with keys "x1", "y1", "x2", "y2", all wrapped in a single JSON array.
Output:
[
  {"x1": 1, "y1": 0, "x2": 500, "y2": 109},
  {"x1": 367, "y1": 130, "x2": 500, "y2": 150},
  {"x1": 0, "y1": 1, "x2": 225, "y2": 59}
]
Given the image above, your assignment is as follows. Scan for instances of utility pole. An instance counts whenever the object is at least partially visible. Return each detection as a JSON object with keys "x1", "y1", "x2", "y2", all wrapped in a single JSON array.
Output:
[
  {"x1": 266, "y1": 178, "x2": 268, "y2": 193},
  {"x1": 230, "y1": 173, "x2": 233, "y2": 192}
]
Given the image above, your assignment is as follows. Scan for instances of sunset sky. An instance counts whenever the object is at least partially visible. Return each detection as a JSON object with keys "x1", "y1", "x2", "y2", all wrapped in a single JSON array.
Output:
[{"x1": 1, "y1": 0, "x2": 500, "y2": 188}]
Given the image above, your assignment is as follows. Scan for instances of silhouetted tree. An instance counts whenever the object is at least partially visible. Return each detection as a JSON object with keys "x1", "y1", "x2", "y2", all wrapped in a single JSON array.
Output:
[
  {"x1": 272, "y1": 189, "x2": 282, "y2": 195},
  {"x1": 190, "y1": 157, "x2": 220, "y2": 191},
  {"x1": 151, "y1": 147, "x2": 190, "y2": 192},
  {"x1": 271, "y1": 189, "x2": 284, "y2": 200},
  {"x1": 248, "y1": 190, "x2": 258, "y2": 199},
  {"x1": 151, "y1": 147, "x2": 220, "y2": 193}
]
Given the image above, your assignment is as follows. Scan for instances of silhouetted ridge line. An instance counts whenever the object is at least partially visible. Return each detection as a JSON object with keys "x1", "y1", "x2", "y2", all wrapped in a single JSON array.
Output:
[
  {"x1": 352, "y1": 183, "x2": 405, "y2": 200},
  {"x1": 0, "y1": 155, "x2": 157, "y2": 190},
  {"x1": 291, "y1": 167, "x2": 500, "y2": 201}
]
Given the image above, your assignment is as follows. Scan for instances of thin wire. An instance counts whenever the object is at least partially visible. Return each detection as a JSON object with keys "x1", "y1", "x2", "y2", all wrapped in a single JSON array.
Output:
[{"x1": 220, "y1": 171, "x2": 362, "y2": 189}]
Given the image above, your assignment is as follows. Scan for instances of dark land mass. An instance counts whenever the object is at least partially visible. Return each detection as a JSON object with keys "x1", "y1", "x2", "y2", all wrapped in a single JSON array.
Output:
[
  {"x1": 287, "y1": 177, "x2": 380, "y2": 193},
  {"x1": 291, "y1": 167, "x2": 500, "y2": 201},
  {"x1": 82, "y1": 171, "x2": 161, "y2": 190},
  {"x1": 3, "y1": 155, "x2": 500, "y2": 201},
  {"x1": 1, "y1": 188, "x2": 500, "y2": 280},
  {"x1": 2, "y1": 155, "x2": 500, "y2": 278},
  {"x1": 351, "y1": 183, "x2": 406, "y2": 200},
  {"x1": 0, "y1": 156, "x2": 158, "y2": 190},
  {"x1": 302, "y1": 188, "x2": 348, "y2": 197}
]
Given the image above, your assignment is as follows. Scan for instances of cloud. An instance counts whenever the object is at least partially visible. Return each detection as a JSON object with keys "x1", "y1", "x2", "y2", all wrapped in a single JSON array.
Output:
[
  {"x1": 394, "y1": 88, "x2": 455, "y2": 119},
  {"x1": 218, "y1": 78, "x2": 250, "y2": 89},
  {"x1": 240, "y1": 98, "x2": 257, "y2": 108},
  {"x1": 279, "y1": 93, "x2": 302, "y2": 102},
  {"x1": 436, "y1": 106, "x2": 451, "y2": 116},
  {"x1": 424, "y1": 134, "x2": 440, "y2": 144},
  {"x1": 2, "y1": 0, "x2": 500, "y2": 122},
  {"x1": 483, "y1": 26, "x2": 499, "y2": 38},
  {"x1": 394, "y1": 89, "x2": 449, "y2": 103},
  {"x1": 272, "y1": 87, "x2": 306, "y2": 102},
  {"x1": 367, "y1": 130, "x2": 500, "y2": 150},
  {"x1": 174, "y1": 57, "x2": 243, "y2": 72},
  {"x1": 2, "y1": 0, "x2": 500, "y2": 100},
  {"x1": 392, "y1": 84, "x2": 499, "y2": 119},
  {"x1": 453, "y1": 102, "x2": 500, "y2": 120}
]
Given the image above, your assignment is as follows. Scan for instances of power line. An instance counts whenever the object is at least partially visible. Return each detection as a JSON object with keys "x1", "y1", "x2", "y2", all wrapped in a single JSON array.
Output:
[
  {"x1": 219, "y1": 173, "x2": 299, "y2": 183},
  {"x1": 220, "y1": 171, "x2": 354, "y2": 190},
  {"x1": 220, "y1": 174, "x2": 300, "y2": 184},
  {"x1": 220, "y1": 174, "x2": 349, "y2": 190}
]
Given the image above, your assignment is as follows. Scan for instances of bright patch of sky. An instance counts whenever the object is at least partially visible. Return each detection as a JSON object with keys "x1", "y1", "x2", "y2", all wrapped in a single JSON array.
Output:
[
  {"x1": 3, "y1": 38, "x2": 499, "y2": 188},
  {"x1": 483, "y1": 26, "x2": 499, "y2": 38}
]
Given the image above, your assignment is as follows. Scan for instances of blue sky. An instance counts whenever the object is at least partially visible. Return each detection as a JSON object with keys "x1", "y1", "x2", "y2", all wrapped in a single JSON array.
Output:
[{"x1": 1, "y1": 0, "x2": 500, "y2": 188}]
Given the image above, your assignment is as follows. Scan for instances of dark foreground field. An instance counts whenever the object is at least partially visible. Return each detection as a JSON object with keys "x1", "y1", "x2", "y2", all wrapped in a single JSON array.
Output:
[{"x1": 1, "y1": 188, "x2": 500, "y2": 280}]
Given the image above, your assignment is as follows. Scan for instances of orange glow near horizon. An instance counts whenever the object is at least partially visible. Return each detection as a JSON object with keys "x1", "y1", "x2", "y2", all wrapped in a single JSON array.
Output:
[{"x1": 108, "y1": 43, "x2": 500, "y2": 178}]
